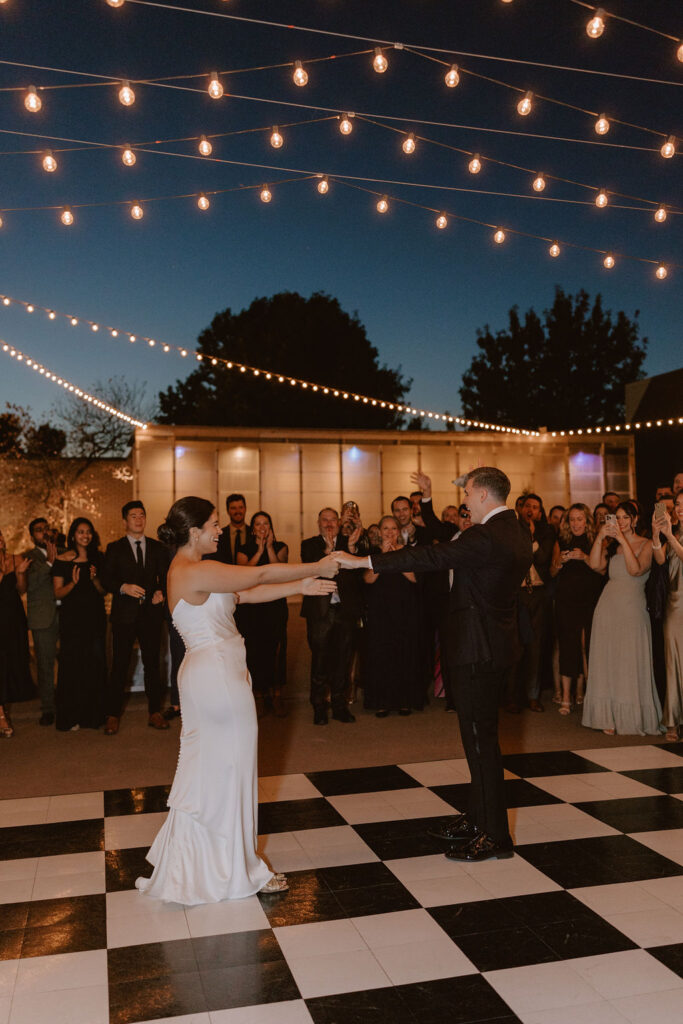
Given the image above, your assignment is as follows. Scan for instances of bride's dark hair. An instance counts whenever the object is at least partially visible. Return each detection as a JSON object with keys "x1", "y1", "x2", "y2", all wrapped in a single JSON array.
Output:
[{"x1": 158, "y1": 496, "x2": 215, "y2": 549}]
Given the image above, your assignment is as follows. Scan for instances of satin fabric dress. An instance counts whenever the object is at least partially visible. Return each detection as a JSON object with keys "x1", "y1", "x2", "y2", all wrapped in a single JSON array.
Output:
[
  {"x1": 136, "y1": 591, "x2": 272, "y2": 904},
  {"x1": 661, "y1": 545, "x2": 683, "y2": 729}
]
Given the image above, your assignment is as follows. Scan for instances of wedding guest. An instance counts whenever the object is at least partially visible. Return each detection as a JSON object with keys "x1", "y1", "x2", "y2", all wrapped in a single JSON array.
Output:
[
  {"x1": 515, "y1": 494, "x2": 529, "y2": 518},
  {"x1": 593, "y1": 503, "x2": 609, "y2": 529},
  {"x1": 18, "y1": 518, "x2": 60, "y2": 726},
  {"x1": 102, "y1": 500, "x2": 170, "y2": 735},
  {"x1": 209, "y1": 493, "x2": 248, "y2": 566},
  {"x1": 363, "y1": 516, "x2": 420, "y2": 716},
  {"x1": 549, "y1": 505, "x2": 602, "y2": 714},
  {"x1": 548, "y1": 505, "x2": 566, "y2": 533},
  {"x1": 0, "y1": 530, "x2": 33, "y2": 738},
  {"x1": 674, "y1": 472, "x2": 683, "y2": 496},
  {"x1": 237, "y1": 511, "x2": 289, "y2": 717},
  {"x1": 441, "y1": 505, "x2": 459, "y2": 525},
  {"x1": 583, "y1": 501, "x2": 661, "y2": 735},
  {"x1": 602, "y1": 491, "x2": 621, "y2": 514},
  {"x1": 653, "y1": 492, "x2": 683, "y2": 740},
  {"x1": 52, "y1": 518, "x2": 106, "y2": 731},
  {"x1": 410, "y1": 490, "x2": 426, "y2": 527},
  {"x1": 367, "y1": 523, "x2": 381, "y2": 549}
]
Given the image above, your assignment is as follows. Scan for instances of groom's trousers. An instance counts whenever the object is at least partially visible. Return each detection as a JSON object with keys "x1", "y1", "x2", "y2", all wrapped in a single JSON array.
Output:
[{"x1": 453, "y1": 661, "x2": 511, "y2": 846}]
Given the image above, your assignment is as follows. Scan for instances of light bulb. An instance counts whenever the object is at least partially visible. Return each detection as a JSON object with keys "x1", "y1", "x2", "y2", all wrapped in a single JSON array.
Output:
[
  {"x1": 197, "y1": 193, "x2": 210, "y2": 211},
  {"x1": 661, "y1": 135, "x2": 676, "y2": 158},
  {"x1": 106, "y1": 0, "x2": 125, "y2": 6},
  {"x1": 270, "y1": 127, "x2": 283, "y2": 148},
  {"x1": 654, "y1": 205, "x2": 667, "y2": 223},
  {"x1": 207, "y1": 73, "x2": 223, "y2": 99},
  {"x1": 655, "y1": 264, "x2": 668, "y2": 280},
  {"x1": 595, "y1": 189, "x2": 608, "y2": 208},
  {"x1": 130, "y1": 202, "x2": 144, "y2": 219},
  {"x1": 70, "y1": 316, "x2": 78, "y2": 324},
  {"x1": 198, "y1": 135, "x2": 212, "y2": 156},
  {"x1": 317, "y1": 176, "x2": 329, "y2": 194},
  {"x1": 27, "y1": 305, "x2": 34, "y2": 313},
  {"x1": 549, "y1": 242, "x2": 561, "y2": 258},
  {"x1": 373, "y1": 48, "x2": 388, "y2": 73},
  {"x1": 595, "y1": 114, "x2": 610, "y2": 135},
  {"x1": 468, "y1": 154, "x2": 482, "y2": 174},
  {"x1": 532, "y1": 174, "x2": 546, "y2": 192},
  {"x1": 678, "y1": 41, "x2": 683, "y2": 63},
  {"x1": 24, "y1": 85, "x2": 42, "y2": 112},
  {"x1": 292, "y1": 61, "x2": 308, "y2": 87},
  {"x1": 436, "y1": 214, "x2": 448, "y2": 230},
  {"x1": 339, "y1": 114, "x2": 354, "y2": 135},
  {"x1": 517, "y1": 91, "x2": 533, "y2": 116},
  {"x1": 0, "y1": 217, "x2": 3, "y2": 229},
  {"x1": 376, "y1": 196, "x2": 389, "y2": 214},
  {"x1": 118, "y1": 80, "x2": 135, "y2": 106},
  {"x1": 60, "y1": 208, "x2": 74, "y2": 226},
  {"x1": 402, "y1": 133, "x2": 416, "y2": 155},
  {"x1": 494, "y1": 228, "x2": 505, "y2": 244},
  {"x1": 121, "y1": 146, "x2": 136, "y2": 166},
  {"x1": 586, "y1": 8, "x2": 606, "y2": 38},
  {"x1": 260, "y1": 186, "x2": 272, "y2": 203},
  {"x1": 48, "y1": 311, "x2": 56, "y2": 320},
  {"x1": 444, "y1": 64, "x2": 460, "y2": 88},
  {"x1": 42, "y1": 150, "x2": 57, "y2": 172},
  {"x1": 603, "y1": 253, "x2": 615, "y2": 269}
]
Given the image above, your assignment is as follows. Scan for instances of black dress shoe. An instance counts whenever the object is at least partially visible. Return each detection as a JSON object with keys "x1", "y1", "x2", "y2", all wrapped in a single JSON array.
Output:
[
  {"x1": 445, "y1": 831, "x2": 514, "y2": 862},
  {"x1": 39, "y1": 712, "x2": 55, "y2": 726},
  {"x1": 162, "y1": 706, "x2": 181, "y2": 720},
  {"x1": 331, "y1": 706, "x2": 356, "y2": 723},
  {"x1": 427, "y1": 813, "x2": 477, "y2": 842},
  {"x1": 313, "y1": 707, "x2": 328, "y2": 726}
]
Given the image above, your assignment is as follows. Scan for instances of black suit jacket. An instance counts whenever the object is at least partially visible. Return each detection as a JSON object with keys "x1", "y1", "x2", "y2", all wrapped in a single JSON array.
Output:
[
  {"x1": 103, "y1": 536, "x2": 170, "y2": 626},
  {"x1": 371, "y1": 509, "x2": 532, "y2": 670},
  {"x1": 205, "y1": 526, "x2": 247, "y2": 566},
  {"x1": 300, "y1": 534, "x2": 363, "y2": 622}
]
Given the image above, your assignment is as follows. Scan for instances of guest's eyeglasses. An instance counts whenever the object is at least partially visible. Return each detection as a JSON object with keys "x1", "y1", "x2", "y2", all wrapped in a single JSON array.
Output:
[{"x1": 460, "y1": 511, "x2": 471, "y2": 519}]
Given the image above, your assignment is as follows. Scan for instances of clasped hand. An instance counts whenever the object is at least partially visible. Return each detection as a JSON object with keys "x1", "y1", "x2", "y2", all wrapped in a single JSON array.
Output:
[{"x1": 332, "y1": 551, "x2": 367, "y2": 570}]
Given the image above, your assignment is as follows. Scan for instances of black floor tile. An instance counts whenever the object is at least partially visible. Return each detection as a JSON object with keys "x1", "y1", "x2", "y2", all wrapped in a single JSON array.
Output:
[
  {"x1": 353, "y1": 817, "x2": 455, "y2": 860},
  {"x1": 316, "y1": 862, "x2": 401, "y2": 892},
  {"x1": 200, "y1": 959, "x2": 300, "y2": 1010},
  {"x1": 396, "y1": 974, "x2": 519, "y2": 1024},
  {"x1": 501, "y1": 750, "x2": 608, "y2": 778},
  {"x1": 501, "y1": 890, "x2": 596, "y2": 926},
  {"x1": 575, "y1": 795, "x2": 683, "y2": 833},
  {"x1": 307, "y1": 986, "x2": 418, "y2": 1024},
  {"x1": 430, "y1": 899, "x2": 518, "y2": 938},
  {"x1": 108, "y1": 938, "x2": 197, "y2": 984},
  {"x1": 648, "y1": 942, "x2": 683, "y2": 977},
  {"x1": 108, "y1": 971, "x2": 207, "y2": 1024},
  {"x1": 0, "y1": 931, "x2": 24, "y2": 961},
  {"x1": 257, "y1": 870, "x2": 346, "y2": 928},
  {"x1": 334, "y1": 880, "x2": 420, "y2": 918},
  {"x1": 534, "y1": 912, "x2": 636, "y2": 959},
  {"x1": 20, "y1": 894, "x2": 107, "y2": 958},
  {"x1": 620, "y1": 767, "x2": 683, "y2": 794},
  {"x1": 656, "y1": 742, "x2": 683, "y2": 756},
  {"x1": 257, "y1": 798, "x2": 346, "y2": 835},
  {"x1": 518, "y1": 834, "x2": 683, "y2": 888},
  {"x1": 104, "y1": 785, "x2": 171, "y2": 817},
  {"x1": 0, "y1": 818, "x2": 104, "y2": 860},
  {"x1": 193, "y1": 929, "x2": 284, "y2": 971},
  {"x1": 0, "y1": 902, "x2": 30, "y2": 933},
  {"x1": 452, "y1": 924, "x2": 558, "y2": 971},
  {"x1": 105, "y1": 847, "x2": 153, "y2": 892},
  {"x1": 306, "y1": 765, "x2": 422, "y2": 797},
  {"x1": 431, "y1": 779, "x2": 563, "y2": 812}
]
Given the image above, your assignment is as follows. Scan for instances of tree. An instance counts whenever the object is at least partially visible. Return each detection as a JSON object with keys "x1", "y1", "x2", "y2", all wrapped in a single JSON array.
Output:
[
  {"x1": 0, "y1": 406, "x2": 26, "y2": 456},
  {"x1": 459, "y1": 288, "x2": 648, "y2": 430},
  {"x1": 158, "y1": 291, "x2": 411, "y2": 428},
  {"x1": 55, "y1": 377, "x2": 156, "y2": 459}
]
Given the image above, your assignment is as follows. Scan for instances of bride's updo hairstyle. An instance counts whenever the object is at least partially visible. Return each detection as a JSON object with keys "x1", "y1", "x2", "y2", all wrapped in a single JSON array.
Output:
[{"x1": 158, "y1": 496, "x2": 215, "y2": 549}]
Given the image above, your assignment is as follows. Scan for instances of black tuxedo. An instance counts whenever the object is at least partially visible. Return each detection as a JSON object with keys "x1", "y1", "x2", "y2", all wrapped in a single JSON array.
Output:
[
  {"x1": 301, "y1": 533, "x2": 362, "y2": 711},
  {"x1": 102, "y1": 536, "x2": 170, "y2": 717},
  {"x1": 207, "y1": 526, "x2": 247, "y2": 566},
  {"x1": 372, "y1": 509, "x2": 532, "y2": 844}
]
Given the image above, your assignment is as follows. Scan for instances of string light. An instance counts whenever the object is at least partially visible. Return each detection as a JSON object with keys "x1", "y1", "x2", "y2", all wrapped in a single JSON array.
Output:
[
  {"x1": 292, "y1": 61, "x2": 308, "y2": 87},
  {"x1": 594, "y1": 114, "x2": 610, "y2": 135},
  {"x1": 435, "y1": 213, "x2": 448, "y2": 229},
  {"x1": 260, "y1": 185, "x2": 272, "y2": 203},
  {"x1": 603, "y1": 253, "x2": 615, "y2": 269},
  {"x1": 41, "y1": 150, "x2": 57, "y2": 173},
  {"x1": 595, "y1": 189, "x2": 609, "y2": 208},
  {"x1": 654, "y1": 205, "x2": 667, "y2": 223},
  {"x1": 586, "y1": 8, "x2": 606, "y2": 38},
  {"x1": 516, "y1": 91, "x2": 533, "y2": 116},
  {"x1": 402, "y1": 132, "x2": 416, "y2": 155},
  {"x1": 207, "y1": 73, "x2": 224, "y2": 99},
  {"x1": 130, "y1": 202, "x2": 144, "y2": 219},
  {"x1": 494, "y1": 228, "x2": 506, "y2": 244},
  {"x1": 339, "y1": 114, "x2": 354, "y2": 135},
  {"x1": 198, "y1": 135, "x2": 212, "y2": 156},
  {"x1": 372, "y1": 48, "x2": 388, "y2": 73},
  {"x1": 660, "y1": 135, "x2": 676, "y2": 158},
  {"x1": 655, "y1": 264, "x2": 668, "y2": 279},
  {"x1": 24, "y1": 86, "x2": 42, "y2": 113},
  {"x1": 269, "y1": 127, "x2": 283, "y2": 148},
  {"x1": 106, "y1": 0, "x2": 125, "y2": 7},
  {"x1": 60, "y1": 207, "x2": 74, "y2": 225},
  {"x1": 118, "y1": 80, "x2": 135, "y2": 106},
  {"x1": 678, "y1": 41, "x2": 683, "y2": 63},
  {"x1": 468, "y1": 154, "x2": 482, "y2": 174},
  {"x1": 376, "y1": 195, "x2": 389, "y2": 213},
  {"x1": 444, "y1": 64, "x2": 460, "y2": 88},
  {"x1": 549, "y1": 242, "x2": 561, "y2": 258},
  {"x1": 0, "y1": 216, "x2": 3, "y2": 229},
  {"x1": 121, "y1": 146, "x2": 136, "y2": 166},
  {"x1": 532, "y1": 174, "x2": 546, "y2": 192},
  {"x1": 197, "y1": 192, "x2": 210, "y2": 210},
  {"x1": 316, "y1": 175, "x2": 329, "y2": 194}
]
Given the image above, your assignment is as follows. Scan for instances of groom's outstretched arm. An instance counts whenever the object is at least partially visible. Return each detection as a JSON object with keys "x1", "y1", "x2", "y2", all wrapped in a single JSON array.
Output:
[{"x1": 370, "y1": 526, "x2": 492, "y2": 574}]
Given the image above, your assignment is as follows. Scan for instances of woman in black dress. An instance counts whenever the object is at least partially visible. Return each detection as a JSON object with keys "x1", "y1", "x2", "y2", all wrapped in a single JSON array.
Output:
[
  {"x1": 363, "y1": 515, "x2": 421, "y2": 716},
  {"x1": 0, "y1": 529, "x2": 34, "y2": 737},
  {"x1": 52, "y1": 517, "x2": 107, "y2": 731},
  {"x1": 550, "y1": 504, "x2": 602, "y2": 714},
  {"x1": 236, "y1": 511, "x2": 289, "y2": 717}
]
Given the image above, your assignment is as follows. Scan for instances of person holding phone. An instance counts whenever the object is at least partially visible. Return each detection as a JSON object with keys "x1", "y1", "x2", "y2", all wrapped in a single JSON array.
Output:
[{"x1": 653, "y1": 491, "x2": 683, "y2": 740}]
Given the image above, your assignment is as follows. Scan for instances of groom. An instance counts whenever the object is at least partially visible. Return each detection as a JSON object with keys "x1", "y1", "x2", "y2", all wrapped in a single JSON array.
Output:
[{"x1": 334, "y1": 466, "x2": 532, "y2": 861}]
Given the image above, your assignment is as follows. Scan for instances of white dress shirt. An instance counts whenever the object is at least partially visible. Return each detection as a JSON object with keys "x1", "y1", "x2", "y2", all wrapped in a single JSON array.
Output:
[{"x1": 126, "y1": 534, "x2": 146, "y2": 562}]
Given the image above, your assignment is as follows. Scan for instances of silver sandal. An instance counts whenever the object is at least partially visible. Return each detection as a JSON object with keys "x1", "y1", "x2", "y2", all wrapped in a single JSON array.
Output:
[{"x1": 259, "y1": 874, "x2": 289, "y2": 893}]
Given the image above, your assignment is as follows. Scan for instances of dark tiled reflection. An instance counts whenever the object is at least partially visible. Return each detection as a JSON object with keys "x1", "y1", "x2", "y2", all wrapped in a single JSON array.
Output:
[
  {"x1": 575, "y1": 795, "x2": 683, "y2": 833},
  {"x1": 0, "y1": 818, "x2": 104, "y2": 860},
  {"x1": 257, "y1": 798, "x2": 345, "y2": 835},
  {"x1": 502, "y1": 750, "x2": 608, "y2": 778},
  {"x1": 620, "y1": 767, "x2": 683, "y2": 794},
  {"x1": 518, "y1": 834, "x2": 683, "y2": 888},
  {"x1": 193, "y1": 929, "x2": 284, "y2": 970},
  {"x1": 21, "y1": 894, "x2": 107, "y2": 958},
  {"x1": 648, "y1": 942, "x2": 683, "y2": 977},
  {"x1": 306, "y1": 986, "x2": 417, "y2": 1024},
  {"x1": 306, "y1": 765, "x2": 422, "y2": 797},
  {"x1": 432, "y1": 778, "x2": 562, "y2": 812},
  {"x1": 451, "y1": 924, "x2": 557, "y2": 971},
  {"x1": 105, "y1": 847, "x2": 153, "y2": 892},
  {"x1": 109, "y1": 971, "x2": 207, "y2": 1024},
  {"x1": 200, "y1": 959, "x2": 300, "y2": 1011},
  {"x1": 353, "y1": 817, "x2": 455, "y2": 861},
  {"x1": 257, "y1": 870, "x2": 346, "y2": 928},
  {"x1": 104, "y1": 785, "x2": 172, "y2": 817},
  {"x1": 108, "y1": 938, "x2": 198, "y2": 985},
  {"x1": 396, "y1": 974, "x2": 519, "y2": 1023}
]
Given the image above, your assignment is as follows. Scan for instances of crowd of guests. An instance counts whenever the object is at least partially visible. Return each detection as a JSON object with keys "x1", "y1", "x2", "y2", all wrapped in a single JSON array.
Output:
[{"x1": 0, "y1": 472, "x2": 682, "y2": 740}]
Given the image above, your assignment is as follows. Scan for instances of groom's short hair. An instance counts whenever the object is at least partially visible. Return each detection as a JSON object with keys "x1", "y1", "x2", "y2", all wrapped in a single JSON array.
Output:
[{"x1": 465, "y1": 467, "x2": 511, "y2": 503}]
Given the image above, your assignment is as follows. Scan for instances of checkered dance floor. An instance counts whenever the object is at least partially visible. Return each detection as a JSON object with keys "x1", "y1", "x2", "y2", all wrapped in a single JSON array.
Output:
[{"x1": 4, "y1": 744, "x2": 683, "y2": 1023}]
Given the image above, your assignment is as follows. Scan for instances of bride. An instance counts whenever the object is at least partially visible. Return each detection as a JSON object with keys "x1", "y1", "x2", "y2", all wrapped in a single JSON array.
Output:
[{"x1": 136, "y1": 496, "x2": 338, "y2": 905}]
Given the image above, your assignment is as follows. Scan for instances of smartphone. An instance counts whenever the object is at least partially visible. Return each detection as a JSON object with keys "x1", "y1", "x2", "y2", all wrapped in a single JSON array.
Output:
[
  {"x1": 341, "y1": 501, "x2": 359, "y2": 517},
  {"x1": 654, "y1": 501, "x2": 667, "y2": 519},
  {"x1": 605, "y1": 514, "x2": 617, "y2": 527}
]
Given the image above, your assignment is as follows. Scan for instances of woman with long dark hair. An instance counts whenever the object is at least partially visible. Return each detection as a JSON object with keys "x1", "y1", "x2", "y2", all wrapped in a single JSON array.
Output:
[
  {"x1": 582, "y1": 500, "x2": 661, "y2": 735},
  {"x1": 654, "y1": 490, "x2": 683, "y2": 740},
  {"x1": 0, "y1": 529, "x2": 34, "y2": 737},
  {"x1": 136, "y1": 496, "x2": 338, "y2": 904},
  {"x1": 52, "y1": 517, "x2": 106, "y2": 731}
]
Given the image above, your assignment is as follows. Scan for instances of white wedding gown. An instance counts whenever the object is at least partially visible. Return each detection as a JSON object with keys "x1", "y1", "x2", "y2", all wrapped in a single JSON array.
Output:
[{"x1": 136, "y1": 592, "x2": 273, "y2": 905}]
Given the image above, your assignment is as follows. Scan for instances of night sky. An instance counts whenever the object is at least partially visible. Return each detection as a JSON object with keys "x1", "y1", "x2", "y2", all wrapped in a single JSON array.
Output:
[{"x1": 0, "y1": 0, "x2": 680, "y2": 427}]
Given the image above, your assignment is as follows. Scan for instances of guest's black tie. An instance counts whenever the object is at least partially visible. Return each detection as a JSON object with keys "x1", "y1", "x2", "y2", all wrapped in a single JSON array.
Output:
[{"x1": 135, "y1": 540, "x2": 144, "y2": 580}]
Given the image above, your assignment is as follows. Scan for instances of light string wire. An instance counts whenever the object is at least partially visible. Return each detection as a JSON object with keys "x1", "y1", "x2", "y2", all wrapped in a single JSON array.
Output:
[
  {"x1": 567, "y1": 0, "x2": 680, "y2": 44},
  {"x1": 119, "y1": 0, "x2": 683, "y2": 88},
  {"x1": 0, "y1": 340, "x2": 148, "y2": 428},
  {"x1": 4, "y1": 120, "x2": 679, "y2": 218}
]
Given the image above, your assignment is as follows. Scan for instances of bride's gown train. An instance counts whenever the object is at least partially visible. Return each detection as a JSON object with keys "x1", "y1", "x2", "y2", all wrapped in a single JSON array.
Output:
[{"x1": 136, "y1": 592, "x2": 273, "y2": 904}]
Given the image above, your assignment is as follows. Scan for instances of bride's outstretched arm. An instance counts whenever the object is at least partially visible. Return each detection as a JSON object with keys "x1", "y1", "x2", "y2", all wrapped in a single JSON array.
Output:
[
  {"x1": 238, "y1": 577, "x2": 337, "y2": 605},
  {"x1": 190, "y1": 554, "x2": 338, "y2": 594}
]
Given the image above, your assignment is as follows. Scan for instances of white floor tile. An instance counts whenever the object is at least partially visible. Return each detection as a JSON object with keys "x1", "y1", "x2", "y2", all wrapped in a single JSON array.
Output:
[
  {"x1": 262, "y1": 849, "x2": 315, "y2": 874},
  {"x1": 351, "y1": 908, "x2": 449, "y2": 949},
  {"x1": 326, "y1": 792, "x2": 406, "y2": 825},
  {"x1": 575, "y1": 747, "x2": 683, "y2": 771},
  {"x1": 602, "y1": 906, "x2": 683, "y2": 947},
  {"x1": 467, "y1": 858, "x2": 561, "y2": 899},
  {"x1": 402, "y1": 873, "x2": 493, "y2": 908},
  {"x1": 185, "y1": 896, "x2": 270, "y2": 937},
  {"x1": 137, "y1": 1015, "x2": 210, "y2": 1024},
  {"x1": 384, "y1": 853, "x2": 470, "y2": 884},
  {"x1": 0, "y1": 996, "x2": 10, "y2": 1024},
  {"x1": 257, "y1": 776, "x2": 322, "y2": 803},
  {"x1": 571, "y1": 949, "x2": 683, "y2": 999},
  {"x1": 520, "y1": 1004, "x2": 630, "y2": 1023},
  {"x1": 0, "y1": 797, "x2": 49, "y2": 828},
  {"x1": 292, "y1": 826, "x2": 365, "y2": 851},
  {"x1": 257, "y1": 832, "x2": 302, "y2": 854},
  {"x1": 106, "y1": 912, "x2": 191, "y2": 948},
  {"x1": 0, "y1": 880, "x2": 33, "y2": 905},
  {"x1": 210, "y1": 1000, "x2": 313, "y2": 1023},
  {"x1": 629, "y1": 829, "x2": 683, "y2": 864},
  {"x1": 509, "y1": 804, "x2": 618, "y2": 843},
  {"x1": 285, "y1": 949, "x2": 391, "y2": 999},
  {"x1": 45, "y1": 793, "x2": 103, "y2": 823},
  {"x1": 34, "y1": 851, "x2": 105, "y2": 878},
  {"x1": 373, "y1": 935, "x2": 477, "y2": 985},
  {"x1": 14, "y1": 950, "x2": 107, "y2": 995},
  {"x1": 0, "y1": 859, "x2": 37, "y2": 883},
  {"x1": 8, "y1": 983, "x2": 109, "y2": 1024},
  {"x1": 529, "y1": 773, "x2": 662, "y2": 802},
  {"x1": 571, "y1": 881, "x2": 665, "y2": 917},
  {"x1": 610, "y1": 987, "x2": 683, "y2": 1023},
  {"x1": 399, "y1": 759, "x2": 472, "y2": 786},
  {"x1": 485, "y1": 961, "x2": 605, "y2": 1014},
  {"x1": 104, "y1": 811, "x2": 167, "y2": 851},
  {"x1": 639, "y1": 875, "x2": 683, "y2": 908},
  {"x1": 274, "y1": 919, "x2": 366, "y2": 960},
  {"x1": 31, "y1": 871, "x2": 105, "y2": 901},
  {"x1": 107, "y1": 888, "x2": 183, "y2": 919},
  {"x1": 298, "y1": 842, "x2": 379, "y2": 869},
  {"x1": 0, "y1": 962, "x2": 18, "y2": 999}
]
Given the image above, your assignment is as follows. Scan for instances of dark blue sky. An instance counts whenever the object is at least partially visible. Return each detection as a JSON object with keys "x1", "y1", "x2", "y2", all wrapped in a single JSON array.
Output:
[{"x1": 0, "y1": 0, "x2": 680, "y2": 425}]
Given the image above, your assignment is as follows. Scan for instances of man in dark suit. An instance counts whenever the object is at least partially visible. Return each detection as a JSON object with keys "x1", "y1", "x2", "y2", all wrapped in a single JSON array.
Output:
[
  {"x1": 208, "y1": 493, "x2": 248, "y2": 566},
  {"x1": 300, "y1": 507, "x2": 362, "y2": 726},
  {"x1": 19, "y1": 518, "x2": 62, "y2": 725},
  {"x1": 102, "y1": 500, "x2": 170, "y2": 735},
  {"x1": 335, "y1": 467, "x2": 532, "y2": 862}
]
